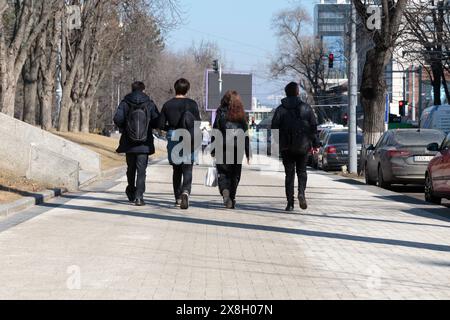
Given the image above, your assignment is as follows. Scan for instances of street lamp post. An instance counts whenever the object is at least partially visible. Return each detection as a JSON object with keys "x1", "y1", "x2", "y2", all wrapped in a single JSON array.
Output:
[{"x1": 348, "y1": 3, "x2": 358, "y2": 174}]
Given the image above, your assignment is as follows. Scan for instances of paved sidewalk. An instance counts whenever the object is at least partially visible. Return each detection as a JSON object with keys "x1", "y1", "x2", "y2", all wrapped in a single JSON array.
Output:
[{"x1": 1, "y1": 157, "x2": 450, "y2": 300}]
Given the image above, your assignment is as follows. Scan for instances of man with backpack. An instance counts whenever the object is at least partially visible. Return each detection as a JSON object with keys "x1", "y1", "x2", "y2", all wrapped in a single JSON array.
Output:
[
  {"x1": 114, "y1": 81, "x2": 160, "y2": 207},
  {"x1": 159, "y1": 78, "x2": 201, "y2": 210},
  {"x1": 272, "y1": 82, "x2": 319, "y2": 212}
]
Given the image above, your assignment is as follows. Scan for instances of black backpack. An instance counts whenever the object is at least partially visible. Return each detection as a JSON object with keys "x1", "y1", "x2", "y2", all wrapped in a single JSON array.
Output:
[
  {"x1": 126, "y1": 101, "x2": 150, "y2": 143},
  {"x1": 282, "y1": 103, "x2": 312, "y2": 154}
]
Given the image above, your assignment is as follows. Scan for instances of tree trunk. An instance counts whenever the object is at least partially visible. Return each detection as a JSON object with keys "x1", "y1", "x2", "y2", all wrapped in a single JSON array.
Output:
[
  {"x1": 431, "y1": 62, "x2": 443, "y2": 106},
  {"x1": 80, "y1": 100, "x2": 91, "y2": 133},
  {"x1": 22, "y1": 55, "x2": 39, "y2": 125},
  {"x1": 69, "y1": 104, "x2": 80, "y2": 133},
  {"x1": 360, "y1": 49, "x2": 389, "y2": 146},
  {"x1": 58, "y1": 89, "x2": 72, "y2": 132},
  {"x1": 0, "y1": 63, "x2": 16, "y2": 116},
  {"x1": 40, "y1": 89, "x2": 53, "y2": 130}
]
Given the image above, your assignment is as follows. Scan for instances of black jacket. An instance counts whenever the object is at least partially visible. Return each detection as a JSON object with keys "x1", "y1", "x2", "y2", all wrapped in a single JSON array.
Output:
[
  {"x1": 113, "y1": 91, "x2": 160, "y2": 154},
  {"x1": 271, "y1": 96, "x2": 319, "y2": 153},
  {"x1": 158, "y1": 98, "x2": 201, "y2": 131},
  {"x1": 212, "y1": 106, "x2": 251, "y2": 164}
]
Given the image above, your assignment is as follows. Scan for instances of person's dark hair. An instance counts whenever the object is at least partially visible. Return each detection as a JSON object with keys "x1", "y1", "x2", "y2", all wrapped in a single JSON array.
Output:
[
  {"x1": 174, "y1": 78, "x2": 190, "y2": 95},
  {"x1": 220, "y1": 90, "x2": 246, "y2": 123},
  {"x1": 285, "y1": 82, "x2": 299, "y2": 97},
  {"x1": 132, "y1": 81, "x2": 146, "y2": 92}
]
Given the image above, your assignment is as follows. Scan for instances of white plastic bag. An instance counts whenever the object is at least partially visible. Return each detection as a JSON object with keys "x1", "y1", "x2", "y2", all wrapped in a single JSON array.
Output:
[{"x1": 204, "y1": 167, "x2": 218, "y2": 187}]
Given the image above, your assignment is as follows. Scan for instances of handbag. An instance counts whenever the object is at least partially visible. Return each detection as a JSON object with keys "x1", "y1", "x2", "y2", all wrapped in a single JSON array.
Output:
[{"x1": 204, "y1": 166, "x2": 218, "y2": 187}]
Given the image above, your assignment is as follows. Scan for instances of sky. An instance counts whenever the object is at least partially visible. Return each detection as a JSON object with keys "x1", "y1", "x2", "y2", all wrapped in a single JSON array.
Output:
[{"x1": 166, "y1": 0, "x2": 317, "y2": 107}]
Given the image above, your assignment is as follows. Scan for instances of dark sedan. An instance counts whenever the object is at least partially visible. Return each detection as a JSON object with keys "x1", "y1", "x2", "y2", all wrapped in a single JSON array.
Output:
[
  {"x1": 365, "y1": 129, "x2": 446, "y2": 188},
  {"x1": 318, "y1": 132, "x2": 364, "y2": 171}
]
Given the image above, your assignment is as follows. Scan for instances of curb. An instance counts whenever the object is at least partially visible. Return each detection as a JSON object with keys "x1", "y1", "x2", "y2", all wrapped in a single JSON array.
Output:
[{"x1": 0, "y1": 188, "x2": 65, "y2": 218}]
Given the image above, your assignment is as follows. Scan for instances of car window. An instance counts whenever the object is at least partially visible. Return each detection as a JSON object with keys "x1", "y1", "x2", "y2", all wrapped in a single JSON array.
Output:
[
  {"x1": 442, "y1": 134, "x2": 450, "y2": 149},
  {"x1": 375, "y1": 133, "x2": 388, "y2": 149},
  {"x1": 328, "y1": 133, "x2": 363, "y2": 144},
  {"x1": 393, "y1": 130, "x2": 446, "y2": 146}
]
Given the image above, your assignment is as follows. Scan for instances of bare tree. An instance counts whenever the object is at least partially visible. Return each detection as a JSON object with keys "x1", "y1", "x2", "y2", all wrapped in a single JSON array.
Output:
[
  {"x1": 402, "y1": 0, "x2": 450, "y2": 106},
  {"x1": 0, "y1": 0, "x2": 58, "y2": 116},
  {"x1": 353, "y1": 0, "x2": 408, "y2": 145},
  {"x1": 270, "y1": 6, "x2": 331, "y2": 122}
]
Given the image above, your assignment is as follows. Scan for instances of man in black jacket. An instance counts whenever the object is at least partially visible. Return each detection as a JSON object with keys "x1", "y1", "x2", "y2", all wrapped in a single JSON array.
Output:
[
  {"x1": 114, "y1": 81, "x2": 160, "y2": 206},
  {"x1": 272, "y1": 82, "x2": 319, "y2": 212}
]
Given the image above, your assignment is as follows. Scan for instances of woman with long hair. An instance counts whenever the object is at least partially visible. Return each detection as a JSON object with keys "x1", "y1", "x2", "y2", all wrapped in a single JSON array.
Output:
[{"x1": 212, "y1": 91, "x2": 251, "y2": 209}]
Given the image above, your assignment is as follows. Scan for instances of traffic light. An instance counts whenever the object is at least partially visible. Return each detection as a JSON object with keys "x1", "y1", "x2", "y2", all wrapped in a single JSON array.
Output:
[
  {"x1": 212, "y1": 59, "x2": 219, "y2": 73},
  {"x1": 328, "y1": 53, "x2": 334, "y2": 69},
  {"x1": 399, "y1": 100, "x2": 408, "y2": 117}
]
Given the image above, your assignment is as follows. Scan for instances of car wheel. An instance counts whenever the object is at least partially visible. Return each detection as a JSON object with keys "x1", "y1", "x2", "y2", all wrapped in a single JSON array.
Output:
[
  {"x1": 377, "y1": 166, "x2": 391, "y2": 189},
  {"x1": 365, "y1": 163, "x2": 376, "y2": 185},
  {"x1": 425, "y1": 173, "x2": 442, "y2": 205}
]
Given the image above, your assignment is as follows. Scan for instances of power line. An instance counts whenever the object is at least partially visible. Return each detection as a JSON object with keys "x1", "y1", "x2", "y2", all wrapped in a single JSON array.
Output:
[{"x1": 182, "y1": 26, "x2": 273, "y2": 55}]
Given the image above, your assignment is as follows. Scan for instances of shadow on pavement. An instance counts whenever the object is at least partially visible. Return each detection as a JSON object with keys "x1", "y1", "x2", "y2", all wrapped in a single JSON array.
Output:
[
  {"x1": 299, "y1": 212, "x2": 450, "y2": 229},
  {"x1": 39, "y1": 201, "x2": 450, "y2": 253}
]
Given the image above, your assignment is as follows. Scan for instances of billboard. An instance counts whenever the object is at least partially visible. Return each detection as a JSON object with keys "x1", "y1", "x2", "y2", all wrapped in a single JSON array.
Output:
[{"x1": 205, "y1": 70, "x2": 253, "y2": 111}]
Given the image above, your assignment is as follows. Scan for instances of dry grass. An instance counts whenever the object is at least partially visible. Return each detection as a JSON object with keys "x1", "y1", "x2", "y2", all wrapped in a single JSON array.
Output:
[
  {"x1": 53, "y1": 132, "x2": 125, "y2": 170},
  {"x1": 0, "y1": 170, "x2": 47, "y2": 204}
]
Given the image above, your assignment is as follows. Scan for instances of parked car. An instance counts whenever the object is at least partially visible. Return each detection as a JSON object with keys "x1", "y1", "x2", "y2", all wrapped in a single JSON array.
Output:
[
  {"x1": 365, "y1": 129, "x2": 446, "y2": 188},
  {"x1": 420, "y1": 104, "x2": 450, "y2": 134},
  {"x1": 317, "y1": 131, "x2": 364, "y2": 171},
  {"x1": 310, "y1": 128, "x2": 348, "y2": 169},
  {"x1": 425, "y1": 133, "x2": 450, "y2": 204}
]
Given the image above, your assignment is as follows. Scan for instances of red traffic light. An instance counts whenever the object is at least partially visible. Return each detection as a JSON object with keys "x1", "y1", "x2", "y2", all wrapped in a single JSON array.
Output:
[{"x1": 328, "y1": 53, "x2": 334, "y2": 68}]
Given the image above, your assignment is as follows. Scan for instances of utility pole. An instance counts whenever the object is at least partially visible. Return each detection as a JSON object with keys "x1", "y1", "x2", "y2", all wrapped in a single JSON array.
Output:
[
  {"x1": 348, "y1": 2, "x2": 358, "y2": 174},
  {"x1": 412, "y1": 65, "x2": 416, "y2": 122}
]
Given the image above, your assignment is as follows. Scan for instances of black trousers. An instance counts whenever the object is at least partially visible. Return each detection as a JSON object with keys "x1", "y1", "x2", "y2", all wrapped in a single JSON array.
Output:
[
  {"x1": 217, "y1": 164, "x2": 242, "y2": 201},
  {"x1": 282, "y1": 152, "x2": 308, "y2": 204},
  {"x1": 126, "y1": 153, "x2": 149, "y2": 200},
  {"x1": 172, "y1": 164, "x2": 193, "y2": 200}
]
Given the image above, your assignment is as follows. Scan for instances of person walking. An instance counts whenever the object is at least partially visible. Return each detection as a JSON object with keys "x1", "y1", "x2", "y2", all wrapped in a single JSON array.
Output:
[
  {"x1": 212, "y1": 91, "x2": 251, "y2": 209},
  {"x1": 271, "y1": 82, "x2": 319, "y2": 212},
  {"x1": 113, "y1": 81, "x2": 160, "y2": 206},
  {"x1": 159, "y1": 78, "x2": 201, "y2": 209}
]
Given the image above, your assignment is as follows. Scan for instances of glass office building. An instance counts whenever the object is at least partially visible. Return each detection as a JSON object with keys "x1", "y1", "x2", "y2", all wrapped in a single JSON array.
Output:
[{"x1": 314, "y1": 0, "x2": 351, "y2": 80}]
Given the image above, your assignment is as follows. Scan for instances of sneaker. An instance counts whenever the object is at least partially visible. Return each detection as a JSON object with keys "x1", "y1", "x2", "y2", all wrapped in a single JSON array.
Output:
[
  {"x1": 126, "y1": 186, "x2": 136, "y2": 202},
  {"x1": 180, "y1": 192, "x2": 189, "y2": 210},
  {"x1": 298, "y1": 194, "x2": 308, "y2": 210},
  {"x1": 135, "y1": 198, "x2": 146, "y2": 207},
  {"x1": 223, "y1": 190, "x2": 233, "y2": 209},
  {"x1": 175, "y1": 199, "x2": 182, "y2": 207},
  {"x1": 231, "y1": 200, "x2": 236, "y2": 209}
]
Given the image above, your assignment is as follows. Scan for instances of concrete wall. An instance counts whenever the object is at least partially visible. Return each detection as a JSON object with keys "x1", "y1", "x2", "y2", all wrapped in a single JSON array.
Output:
[
  {"x1": 0, "y1": 112, "x2": 101, "y2": 190},
  {"x1": 27, "y1": 144, "x2": 79, "y2": 191}
]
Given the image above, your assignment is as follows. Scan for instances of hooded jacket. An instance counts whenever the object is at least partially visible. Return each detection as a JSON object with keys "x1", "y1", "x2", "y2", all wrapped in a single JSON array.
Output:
[
  {"x1": 271, "y1": 96, "x2": 319, "y2": 154},
  {"x1": 113, "y1": 91, "x2": 160, "y2": 154}
]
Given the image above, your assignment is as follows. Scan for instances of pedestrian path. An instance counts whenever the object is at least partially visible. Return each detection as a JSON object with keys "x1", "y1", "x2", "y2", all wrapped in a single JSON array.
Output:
[{"x1": 1, "y1": 158, "x2": 450, "y2": 300}]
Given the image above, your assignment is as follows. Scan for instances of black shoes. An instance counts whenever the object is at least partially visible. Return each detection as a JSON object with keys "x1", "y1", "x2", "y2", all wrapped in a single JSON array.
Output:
[
  {"x1": 135, "y1": 198, "x2": 146, "y2": 207},
  {"x1": 223, "y1": 190, "x2": 233, "y2": 209},
  {"x1": 175, "y1": 199, "x2": 182, "y2": 207},
  {"x1": 298, "y1": 194, "x2": 308, "y2": 210},
  {"x1": 180, "y1": 192, "x2": 190, "y2": 210},
  {"x1": 285, "y1": 203, "x2": 295, "y2": 212},
  {"x1": 126, "y1": 186, "x2": 136, "y2": 203}
]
